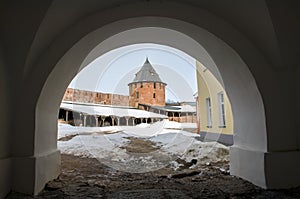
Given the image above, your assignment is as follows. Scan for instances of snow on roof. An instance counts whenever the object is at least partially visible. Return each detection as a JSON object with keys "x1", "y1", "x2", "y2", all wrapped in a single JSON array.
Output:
[
  {"x1": 60, "y1": 102, "x2": 168, "y2": 119},
  {"x1": 175, "y1": 105, "x2": 196, "y2": 112},
  {"x1": 151, "y1": 104, "x2": 196, "y2": 113}
]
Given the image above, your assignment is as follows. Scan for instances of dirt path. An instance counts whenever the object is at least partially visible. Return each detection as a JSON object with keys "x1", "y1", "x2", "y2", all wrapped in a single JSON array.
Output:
[
  {"x1": 121, "y1": 137, "x2": 160, "y2": 153},
  {"x1": 7, "y1": 154, "x2": 300, "y2": 199}
]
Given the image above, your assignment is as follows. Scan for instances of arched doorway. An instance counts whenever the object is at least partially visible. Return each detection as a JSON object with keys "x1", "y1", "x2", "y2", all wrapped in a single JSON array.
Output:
[
  {"x1": 34, "y1": 18, "x2": 267, "y2": 194},
  {"x1": 2, "y1": 2, "x2": 299, "y2": 197}
]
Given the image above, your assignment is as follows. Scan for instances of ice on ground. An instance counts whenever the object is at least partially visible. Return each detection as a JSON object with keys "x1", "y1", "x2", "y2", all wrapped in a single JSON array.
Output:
[
  {"x1": 58, "y1": 121, "x2": 229, "y2": 172},
  {"x1": 122, "y1": 120, "x2": 199, "y2": 138},
  {"x1": 104, "y1": 133, "x2": 130, "y2": 147},
  {"x1": 136, "y1": 123, "x2": 151, "y2": 128},
  {"x1": 150, "y1": 132, "x2": 196, "y2": 155},
  {"x1": 164, "y1": 120, "x2": 197, "y2": 129},
  {"x1": 122, "y1": 121, "x2": 165, "y2": 137},
  {"x1": 58, "y1": 123, "x2": 121, "y2": 139},
  {"x1": 169, "y1": 160, "x2": 184, "y2": 171},
  {"x1": 180, "y1": 141, "x2": 229, "y2": 163}
]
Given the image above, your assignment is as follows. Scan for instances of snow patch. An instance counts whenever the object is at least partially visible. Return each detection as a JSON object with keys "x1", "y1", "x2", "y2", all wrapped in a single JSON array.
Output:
[{"x1": 58, "y1": 121, "x2": 229, "y2": 173}]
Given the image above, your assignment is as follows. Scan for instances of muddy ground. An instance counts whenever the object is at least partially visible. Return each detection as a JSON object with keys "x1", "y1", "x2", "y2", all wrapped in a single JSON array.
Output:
[
  {"x1": 7, "y1": 134, "x2": 300, "y2": 199},
  {"x1": 6, "y1": 154, "x2": 300, "y2": 199}
]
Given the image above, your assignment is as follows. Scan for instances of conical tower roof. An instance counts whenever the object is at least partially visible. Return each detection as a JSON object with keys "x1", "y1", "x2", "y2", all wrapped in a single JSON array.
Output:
[{"x1": 130, "y1": 58, "x2": 166, "y2": 84}]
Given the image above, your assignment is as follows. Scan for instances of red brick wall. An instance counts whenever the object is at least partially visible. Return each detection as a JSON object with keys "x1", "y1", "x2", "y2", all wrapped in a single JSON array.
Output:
[
  {"x1": 129, "y1": 82, "x2": 165, "y2": 108},
  {"x1": 63, "y1": 88, "x2": 129, "y2": 106}
]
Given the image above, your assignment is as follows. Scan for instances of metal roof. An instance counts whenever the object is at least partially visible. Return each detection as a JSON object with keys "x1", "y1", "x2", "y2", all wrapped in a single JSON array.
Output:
[
  {"x1": 151, "y1": 105, "x2": 196, "y2": 113},
  {"x1": 129, "y1": 58, "x2": 166, "y2": 84},
  {"x1": 139, "y1": 103, "x2": 196, "y2": 113}
]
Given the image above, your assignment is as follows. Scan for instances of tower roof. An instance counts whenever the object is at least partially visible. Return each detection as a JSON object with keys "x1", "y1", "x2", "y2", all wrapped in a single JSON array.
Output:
[{"x1": 130, "y1": 58, "x2": 166, "y2": 84}]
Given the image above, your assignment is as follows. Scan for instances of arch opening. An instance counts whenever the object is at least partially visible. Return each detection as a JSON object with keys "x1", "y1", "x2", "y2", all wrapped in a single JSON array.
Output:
[
  {"x1": 57, "y1": 43, "x2": 205, "y2": 174},
  {"x1": 35, "y1": 17, "x2": 267, "y2": 192}
]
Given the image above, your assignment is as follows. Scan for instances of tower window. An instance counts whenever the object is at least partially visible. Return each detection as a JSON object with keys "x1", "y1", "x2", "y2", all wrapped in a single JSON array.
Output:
[
  {"x1": 154, "y1": 82, "x2": 156, "y2": 89},
  {"x1": 153, "y1": 93, "x2": 156, "y2": 98},
  {"x1": 136, "y1": 92, "x2": 139, "y2": 99},
  {"x1": 141, "y1": 83, "x2": 143, "y2": 88}
]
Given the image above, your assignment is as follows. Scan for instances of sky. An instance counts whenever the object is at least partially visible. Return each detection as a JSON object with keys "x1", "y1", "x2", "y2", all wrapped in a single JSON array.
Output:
[{"x1": 69, "y1": 43, "x2": 197, "y2": 102}]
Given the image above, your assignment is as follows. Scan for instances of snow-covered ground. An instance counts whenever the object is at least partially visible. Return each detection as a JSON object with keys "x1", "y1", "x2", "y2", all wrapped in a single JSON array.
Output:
[{"x1": 58, "y1": 120, "x2": 229, "y2": 173}]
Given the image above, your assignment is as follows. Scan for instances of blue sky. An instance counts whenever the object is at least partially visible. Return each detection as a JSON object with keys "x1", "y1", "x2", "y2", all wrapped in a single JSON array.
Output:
[{"x1": 69, "y1": 43, "x2": 197, "y2": 102}]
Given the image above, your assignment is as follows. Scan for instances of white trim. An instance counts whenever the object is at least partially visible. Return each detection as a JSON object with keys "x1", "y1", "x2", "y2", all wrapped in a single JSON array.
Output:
[
  {"x1": 218, "y1": 91, "x2": 226, "y2": 127},
  {"x1": 206, "y1": 97, "x2": 212, "y2": 127}
]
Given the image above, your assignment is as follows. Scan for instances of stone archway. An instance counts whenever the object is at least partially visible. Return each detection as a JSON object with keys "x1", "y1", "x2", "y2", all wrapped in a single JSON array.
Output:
[
  {"x1": 1, "y1": 1, "x2": 299, "y2": 197},
  {"x1": 35, "y1": 17, "x2": 268, "y2": 194}
]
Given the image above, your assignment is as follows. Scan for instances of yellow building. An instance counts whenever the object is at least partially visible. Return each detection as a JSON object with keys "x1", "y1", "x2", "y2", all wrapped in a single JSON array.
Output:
[{"x1": 196, "y1": 61, "x2": 233, "y2": 145}]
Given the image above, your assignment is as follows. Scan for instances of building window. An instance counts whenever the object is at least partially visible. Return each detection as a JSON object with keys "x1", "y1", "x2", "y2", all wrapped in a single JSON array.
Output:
[
  {"x1": 206, "y1": 97, "x2": 212, "y2": 128},
  {"x1": 136, "y1": 92, "x2": 139, "y2": 99},
  {"x1": 153, "y1": 93, "x2": 156, "y2": 98},
  {"x1": 218, "y1": 92, "x2": 226, "y2": 127},
  {"x1": 154, "y1": 82, "x2": 156, "y2": 89},
  {"x1": 141, "y1": 83, "x2": 143, "y2": 88}
]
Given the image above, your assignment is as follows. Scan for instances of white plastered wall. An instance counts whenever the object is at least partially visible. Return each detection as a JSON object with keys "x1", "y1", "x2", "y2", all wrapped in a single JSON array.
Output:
[
  {"x1": 1, "y1": 1, "x2": 299, "y2": 197},
  {"x1": 36, "y1": 17, "x2": 268, "y2": 191}
]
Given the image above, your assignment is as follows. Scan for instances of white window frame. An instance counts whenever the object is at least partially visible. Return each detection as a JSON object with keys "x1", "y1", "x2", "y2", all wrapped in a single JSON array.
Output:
[
  {"x1": 206, "y1": 97, "x2": 212, "y2": 128},
  {"x1": 218, "y1": 91, "x2": 226, "y2": 128}
]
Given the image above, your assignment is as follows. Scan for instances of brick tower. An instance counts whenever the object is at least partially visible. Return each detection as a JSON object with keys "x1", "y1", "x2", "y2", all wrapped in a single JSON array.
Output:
[{"x1": 128, "y1": 58, "x2": 166, "y2": 108}]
